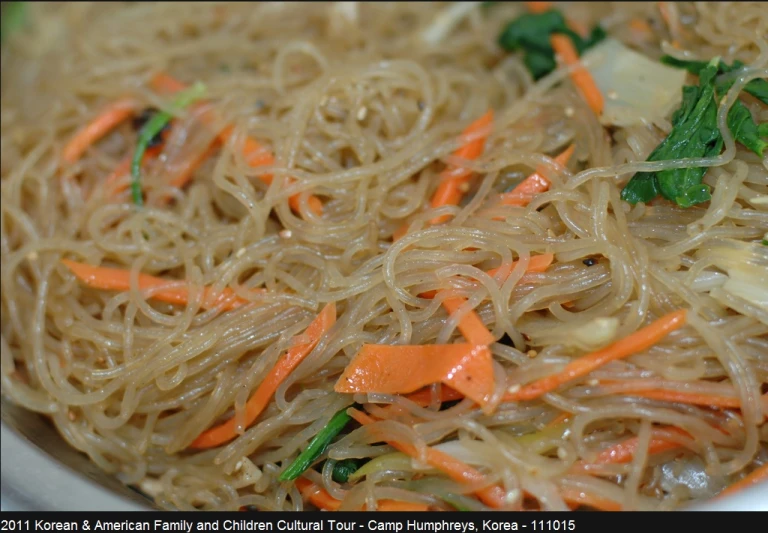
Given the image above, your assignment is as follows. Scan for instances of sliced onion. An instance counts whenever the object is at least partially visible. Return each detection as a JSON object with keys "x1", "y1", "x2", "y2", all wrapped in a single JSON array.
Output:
[
  {"x1": 582, "y1": 38, "x2": 687, "y2": 127},
  {"x1": 421, "y1": 2, "x2": 479, "y2": 46}
]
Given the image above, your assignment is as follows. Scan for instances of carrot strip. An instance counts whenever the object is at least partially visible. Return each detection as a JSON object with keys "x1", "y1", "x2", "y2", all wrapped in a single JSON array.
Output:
[
  {"x1": 441, "y1": 297, "x2": 495, "y2": 346},
  {"x1": 296, "y1": 478, "x2": 341, "y2": 511},
  {"x1": 61, "y1": 259, "x2": 253, "y2": 311},
  {"x1": 591, "y1": 428, "x2": 689, "y2": 465},
  {"x1": 417, "y1": 254, "x2": 553, "y2": 344},
  {"x1": 504, "y1": 309, "x2": 688, "y2": 402},
  {"x1": 546, "y1": 412, "x2": 572, "y2": 428},
  {"x1": 348, "y1": 408, "x2": 507, "y2": 508},
  {"x1": 525, "y1": 2, "x2": 552, "y2": 13},
  {"x1": 150, "y1": 74, "x2": 322, "y2": 217},
  {"x1": 191, "y1": 303, "x2": 336, "y2": 449},
  {"x1": 429, "y1": 111, "x2": 494, "y2": 224},
  {"x1": 151, "y1": 72, "x2": 188, "y2": 94},
  {"x1": 294, "y1": 478, "x2": 430, "y2": 511},
  {"x1": 499, "y1": 145, "x2": 575, "y2": 208},
  {"x1": 719, "y1": 464, "x2": 768, "y2": 498},
  {"x1": 657, "y1": 1, "x2": 684, "y2": 43},
  {"x1": 624, "y1": 390, "x2": 744, "y2": 409},
  {"x1": 150, "y1": 141, "x2": 222, "y2": 206},
  {"x1": 629, "y1": 18, "x2": 653, "y2": 39},
  {"x1": 590, "y1": 379, "x2": 767, "y2": 413},
  {"x1": 486, "y1": 253, "x2": 555, "y2": 279},
  {"x1": 550, "y1": 34, "x2": 604, "y2": 116},
  {"x1": 63, "y1": 98, "x2": 138, "y2": 164},
  {"x1": 335, "y1": 344, "x2": 496, "y2": 412}
]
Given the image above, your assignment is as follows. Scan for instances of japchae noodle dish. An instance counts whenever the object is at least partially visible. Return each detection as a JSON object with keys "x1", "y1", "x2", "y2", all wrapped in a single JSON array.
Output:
[{"x1": 2, "y1": 1, "x2": 767, "y2": 511}]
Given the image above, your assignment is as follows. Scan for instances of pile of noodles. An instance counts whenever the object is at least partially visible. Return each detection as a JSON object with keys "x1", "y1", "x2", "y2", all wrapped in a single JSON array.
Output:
[{"x1": 1, "y1": 1, "x2": 767, "y2": 511}]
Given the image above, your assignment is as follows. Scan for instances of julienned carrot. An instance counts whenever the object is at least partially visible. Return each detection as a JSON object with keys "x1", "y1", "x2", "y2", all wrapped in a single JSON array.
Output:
[
  {"x1": 590, "y1": 379, "x2": 768, "y2": 413},
  {"x1": 161, "y1": 141, "x2": 221, "y2": 198},
  {"x1": 503, "y1": 309, "x2": 688, "y2": 402},
  {"x1": 525, "y1": 1, "x2": 552, "y2": 13},
  {"x1": 417, "y1": 252, "x2": 554, "y2": 300},
  {"x1": 348, "y1": 409, "x2": 506, "y2": 509},
  {"x1": 150, "y1": 74, "x2": 323, "y2": 217},
  {"x1": 546, "y1": 412, "x2": 572, "y2": 428},
  {"x1": 61, "y1": 259, "x2": 253, "y2": 310},
  {"x1": 294, "y1": 478, "x2": 430, "y2": 511},
  {"x1": 629, "y1": 18, "x2": 653, "y2": 39},
  {"x1": 218, "y1": 126, "x2": 322, "y2": 215},
  {"x1": 623, "y1": 390, "x2": 744, "y2": 410},
  {"x1": 499, "y1": 145, "x2": 575, "y2": 208},
  {"x1": 719, "y1": 464, "x2": 768, "y2": 498},
  {"x1": 63, "y1": 98, "x2": 138, "y2": 164},
  {"x1": 151, "y1": 72, "x2": 188, "y2": 94},
  {"x1": 348, "y1": 408, "x2": 507, "y2": 508},
  {"x1": 589, "y1": 427, "x2": 690, "y2": 465},
  {"x1": 550, "y1": 34, "x2": 604, "y2": 116},
  {"x1": 485, "y1": 253, "x2": 555, "y2": 279},
  {"x1": 191, "y1": 303, "x2": 336, "y2": 449},
  {"x1": 335, "y1": 344, "x2": 496, "y2": 412},
  {"x1": 657, "y1": 1, "x2": 684, "y2": 45},
  {"x1": 417, "y1": 254, "x2": 554, "y2": 346},
  {"x1": 429, "y1": 110, "x2": 494, "y2": 224},
  {"x1": 440, "y1": 297, "x2": 495, "y2": 346}
]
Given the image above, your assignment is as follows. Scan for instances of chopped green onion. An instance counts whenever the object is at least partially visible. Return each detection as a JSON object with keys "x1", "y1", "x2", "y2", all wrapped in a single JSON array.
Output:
[
  {"x1": 331, "y1": 458, "x2": 364, "y2": 483},
  {"x1": 130, "y1": 81, "x2": 206, "y2": 206},
  {"x1": 278, "y1": 405, "x2": 354, "y2": 482},
  {"x1": 441, "y1": 493, "x2": 474, "y2": 511}
]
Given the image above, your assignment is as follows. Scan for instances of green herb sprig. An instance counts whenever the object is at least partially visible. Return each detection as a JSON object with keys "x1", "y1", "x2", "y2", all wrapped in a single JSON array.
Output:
[{"x1": 278, "y1": 405, "x2": 355, "y2": 482}]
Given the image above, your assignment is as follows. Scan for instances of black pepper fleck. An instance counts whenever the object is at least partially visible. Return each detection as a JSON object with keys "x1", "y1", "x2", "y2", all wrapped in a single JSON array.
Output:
[{"x1": 583, "y1": 258, "x2": 597, "y2": 267}]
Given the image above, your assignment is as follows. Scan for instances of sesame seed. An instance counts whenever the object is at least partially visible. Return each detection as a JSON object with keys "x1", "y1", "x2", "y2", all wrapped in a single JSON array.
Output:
[
  {"x1": 505, "y1": 489, "x2": 521, "y2": 503},
  {"x1": 556, "y1": 447, "x2": 568, "y2": 460},
  {"x1": 527, "y1": 350, "x2": 538, "y2": 358},
  {"x1": 587, "y1": 379, "x2": 599, "y2": 386},
  {"x1": 607, "y1": 90, "x2": 619, "y2": 100},
  {"x1": 356, "y1": 106, "x2": 368, "y2": 121},
  {"x1": 279, "y1": 229, "x2": 293, "y2": 239},
  {"x1": 458, "y1": 182, "x2": 470, "y2": 193},
  {"x1": 235, "y1": 247, "x2": 247, "y2": 258},
  {"x1": 26, "y1": 251, "x2": 38, "y2": 261},
  {"x1": 507, "y1": 384, "x2": 521, "y2": 394},
  {"x1": 564, "y1": 106, "x2": 575, "y2": 117},
  {"x1": 67, "y1": 410, "x2": 77, "y2": 421}
]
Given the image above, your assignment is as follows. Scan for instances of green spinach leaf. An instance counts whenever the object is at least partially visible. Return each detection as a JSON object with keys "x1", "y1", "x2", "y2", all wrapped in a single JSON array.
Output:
[{"x1": 498, "y1": 10, "x2": 605, "y2": 80}]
